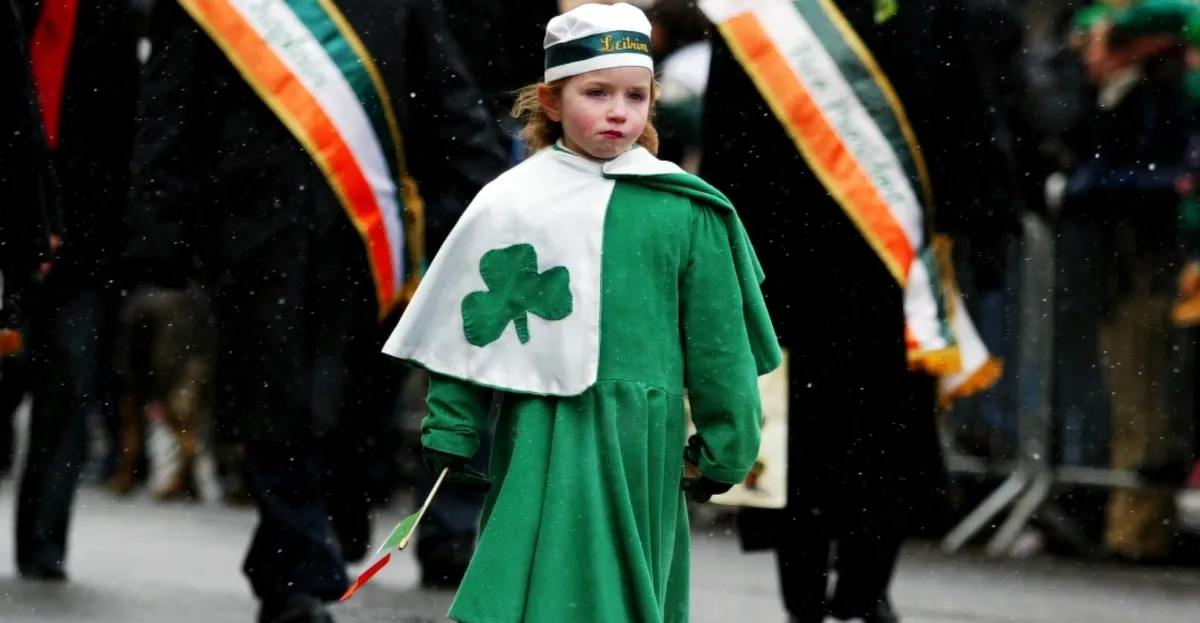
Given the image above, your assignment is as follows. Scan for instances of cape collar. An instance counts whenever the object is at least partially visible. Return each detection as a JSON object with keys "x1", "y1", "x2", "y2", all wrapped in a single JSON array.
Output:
[{"x1": 547, "y1": 141, "x2": 678, "y2": 178}]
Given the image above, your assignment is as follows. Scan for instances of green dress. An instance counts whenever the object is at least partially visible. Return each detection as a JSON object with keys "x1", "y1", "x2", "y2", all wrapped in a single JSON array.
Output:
[{"x1": 421, "y1": 177, "x2": 775, "y2": 623}]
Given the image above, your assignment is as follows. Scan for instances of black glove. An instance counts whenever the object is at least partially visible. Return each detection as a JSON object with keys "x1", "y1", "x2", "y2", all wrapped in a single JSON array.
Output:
[
  {"x1": 680, "y1": 435, "x2": 734, "y2": 503},
  {"x1": 422, "y1": 446, "x2": 491, "y2": 495}
]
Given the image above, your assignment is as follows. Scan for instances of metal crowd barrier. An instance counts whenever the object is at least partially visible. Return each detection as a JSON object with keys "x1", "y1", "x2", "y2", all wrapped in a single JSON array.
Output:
[{"x1": 940, "y1": 212, "x2": 1178, "y2": 558}]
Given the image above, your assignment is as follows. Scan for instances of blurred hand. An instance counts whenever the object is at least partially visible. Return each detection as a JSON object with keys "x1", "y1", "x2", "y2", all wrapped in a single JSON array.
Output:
[
  {"x1": 1044, "y1": 172, "x2": 1068, "y2": 216},
  {"x1": 40, "y1": 234, "x2": 61, "y2": 276},
  {"x1": 1177, "y1": 173, "x2": 1196, "y2": 196}
]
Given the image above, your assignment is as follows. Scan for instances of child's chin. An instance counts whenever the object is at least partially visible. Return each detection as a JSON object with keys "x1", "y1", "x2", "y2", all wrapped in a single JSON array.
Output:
[{"x1": 586, "y1": 141, "x2": 632, "y2": 159}]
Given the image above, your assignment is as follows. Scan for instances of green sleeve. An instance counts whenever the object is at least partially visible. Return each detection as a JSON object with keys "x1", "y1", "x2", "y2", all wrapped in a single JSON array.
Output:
[
  {"x1": 421, "y1": 372, "x2": 492, "y2": 459},
  {"x1": 681, "y1": 204, "x2": 764, "y2": 485}
]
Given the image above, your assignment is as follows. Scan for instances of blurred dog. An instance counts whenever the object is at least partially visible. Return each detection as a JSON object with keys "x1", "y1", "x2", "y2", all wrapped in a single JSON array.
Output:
[{"x1": 106, "y1": 284, "x2": 231, "y2": 501}]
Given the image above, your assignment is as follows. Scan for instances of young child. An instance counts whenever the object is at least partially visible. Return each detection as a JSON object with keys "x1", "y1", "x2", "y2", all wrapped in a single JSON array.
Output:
[{"x1": 382, "y1": 3, "x2": 781, "y2": 621}]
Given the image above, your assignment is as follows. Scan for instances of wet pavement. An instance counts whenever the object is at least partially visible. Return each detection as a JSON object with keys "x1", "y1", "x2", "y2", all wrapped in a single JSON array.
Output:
[{"x1": 1, "y1": 482, "x2": 1199, "y2": 623}]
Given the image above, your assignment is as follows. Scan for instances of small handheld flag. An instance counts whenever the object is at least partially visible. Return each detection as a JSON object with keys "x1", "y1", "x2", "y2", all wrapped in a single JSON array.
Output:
[{"x1": 340, "y1": 467, "x2": 449, "y2": 602}]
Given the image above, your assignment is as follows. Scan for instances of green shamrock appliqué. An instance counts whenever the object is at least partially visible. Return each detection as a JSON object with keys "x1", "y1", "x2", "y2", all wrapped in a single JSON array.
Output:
[{"x1": 461, "y1": 244, "x2": 573, "y2": 347}]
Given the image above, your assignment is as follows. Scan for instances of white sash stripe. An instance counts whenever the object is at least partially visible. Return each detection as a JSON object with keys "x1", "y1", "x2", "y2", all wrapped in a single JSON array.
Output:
[
  {"x1": 903, "y1": 256, "x2": 951, "y2": 352},
  {"x1": 703, "y1": 0, "x2": 1001, "y2": 401},
  {"x1": 754, "y1": 2, "x2": 924, "y2": 252}
]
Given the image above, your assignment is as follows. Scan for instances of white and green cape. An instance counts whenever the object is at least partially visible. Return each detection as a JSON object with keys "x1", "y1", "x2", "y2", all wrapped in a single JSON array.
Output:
[{"x1": 382, "y1": 144, "x2": 780, "y2": 395}]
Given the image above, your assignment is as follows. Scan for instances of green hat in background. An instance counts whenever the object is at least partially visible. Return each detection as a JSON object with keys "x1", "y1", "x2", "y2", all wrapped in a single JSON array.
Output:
[
  {"x1": 1110, "y1": 0, "x2": 1200, "y2": 46},
  {"x1": 1072, "y1": 4, "x2": 1114, "y2": 34}
]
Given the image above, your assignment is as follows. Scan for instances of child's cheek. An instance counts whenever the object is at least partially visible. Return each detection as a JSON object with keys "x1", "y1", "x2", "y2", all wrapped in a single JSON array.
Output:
[
  {"x1": 566, "y1": 107, "x2": 597, "y2": 136},
  {"x1": 627, "y1": 112, "x2": 648, "y2": 136}
]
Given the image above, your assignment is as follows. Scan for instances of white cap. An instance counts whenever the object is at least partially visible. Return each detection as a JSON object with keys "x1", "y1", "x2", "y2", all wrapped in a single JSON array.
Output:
[{"x1": 544, "y1": 2, "x2": 655, "y2": 83}]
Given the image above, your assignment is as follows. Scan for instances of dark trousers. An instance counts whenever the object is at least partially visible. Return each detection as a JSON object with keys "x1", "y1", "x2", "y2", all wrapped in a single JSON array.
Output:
[
  {"x1": 242, "y1": 437, "x2": 348, "y2": 603},
  {"x1": 240, "y1": 386, "x2": 402, "y2": 605},
  {"x1": 218, "y1": 220, "x2": 404, "y2": 604},
  {"x1": 321, "y1": 327, "x2": 409, "y2": 566},
  {"x1": 771, "y1": 370, "x2": 941, "y2": 621},
  {"x1": 15, "y1": 284, "x2": 109, "y2": 571},
  {"x1": 775, "y1": 517, "x2": 903, "y2": 622},
  {"x1": 0, "y1": 350, "x2": 30, "y2": 474}
]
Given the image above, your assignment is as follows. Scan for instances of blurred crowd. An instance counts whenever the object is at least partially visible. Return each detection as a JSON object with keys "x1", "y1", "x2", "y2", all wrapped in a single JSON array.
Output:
[{"x1": 948, "y1": 0, "x2": 1200, "y2": 566}]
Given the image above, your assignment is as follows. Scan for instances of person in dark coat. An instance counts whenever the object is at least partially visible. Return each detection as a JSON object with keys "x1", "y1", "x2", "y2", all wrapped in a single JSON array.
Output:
[
  {"x1": 1069, "y1": 21, "x2": 1192, "y2": 563},
  {"x1": 7, "y1": 0, "x2": 137, "y2": 581},
  {"x1": 126, "y1": 0, "x2": 508, "y2": 620},
  {"x1": 1026, "y1": 4, "x2": 1118, "y2": 546},
  {"x1": 700, "y1": 1, "x2": 1019, "y2": 621},
  {"x1": 442, "y1": 0, "x2": 560, "y2": 157},
  {"x1": 0, "y1": 0, "x2": 54, "y2": 476},
  {"x1": 0, "y1": 0, "x2": 53, "y2": 289}
]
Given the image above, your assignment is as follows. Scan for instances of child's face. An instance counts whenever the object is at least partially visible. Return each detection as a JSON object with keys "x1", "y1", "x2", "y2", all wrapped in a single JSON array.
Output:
[{"x1": 542, "y1": 66, "x2": 653, "y2": 160}]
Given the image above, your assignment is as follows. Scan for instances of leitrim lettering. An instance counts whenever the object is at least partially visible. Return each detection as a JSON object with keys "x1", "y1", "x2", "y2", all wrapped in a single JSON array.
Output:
[{"x1": 599, "y1": 34, "x2": 649, "y2": 54}]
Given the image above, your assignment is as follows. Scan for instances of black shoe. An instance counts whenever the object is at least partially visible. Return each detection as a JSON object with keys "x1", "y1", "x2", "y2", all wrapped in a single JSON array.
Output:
[
  {"x1": 828, "y1": 598, "x2": 899, "y2": 623},
  {"x1": 17, "y1": 561, "x2": 68, "y2": 582},
  {"x1": 257, "y1": 594, "x2": 335, "y2": 623}
]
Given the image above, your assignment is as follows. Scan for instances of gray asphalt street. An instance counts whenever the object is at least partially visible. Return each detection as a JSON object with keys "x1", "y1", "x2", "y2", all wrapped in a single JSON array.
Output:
[{"x1": 2, "y1": 482, "x2": 1200, "y2": 623}]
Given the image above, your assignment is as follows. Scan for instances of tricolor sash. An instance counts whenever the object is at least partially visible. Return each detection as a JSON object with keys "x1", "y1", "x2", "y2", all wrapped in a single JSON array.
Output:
[
  {"x1": 178, "y1": 0, "x2": 425, "y2": 319},
  {"x1": 700, "y1": 0, "x2": 1001, "y2": 402}
]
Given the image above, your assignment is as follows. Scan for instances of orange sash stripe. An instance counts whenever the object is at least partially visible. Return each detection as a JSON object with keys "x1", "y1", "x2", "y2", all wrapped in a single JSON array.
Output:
[
  {"x1": 182, "y1": 0, "x2": 398, "y2": 309},
  {"x1": 724, "y1": 12, "x2": 915, "y2": 281}
]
